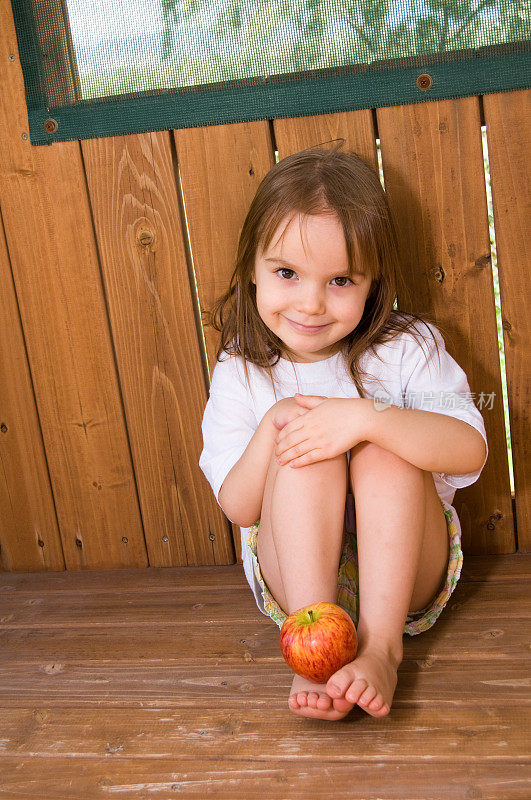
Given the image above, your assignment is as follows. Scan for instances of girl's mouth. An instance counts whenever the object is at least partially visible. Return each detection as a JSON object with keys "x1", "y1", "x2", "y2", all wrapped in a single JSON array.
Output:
[{"x1": 285, "y1": 317, "x2": 329, "y2": 334}]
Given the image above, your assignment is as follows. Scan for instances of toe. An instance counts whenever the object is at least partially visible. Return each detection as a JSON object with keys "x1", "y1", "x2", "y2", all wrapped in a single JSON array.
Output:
[
  {"x1": 316, "y1": 693, "x2": 332, "y2": 710},
  {"x1": 345, "y1": 678, "x2": 368, "y2": 704},
  {"x1": 368, "y1": 693, "x2": 383, "y2": 709},
  {"x1": 332, "y1": 696, "x2": 354, "y2": 712},
  {"x1": 327, "y1": 666, "x2": 354, "y2": 698},
  {"x1": 297, "y1": 692, "x2": 308, "y2": 707},
  {"x1": 288, "y1": 694, "x2": 299, "y2": 709},
  {"x1": 307, "y1": 691, "x2": 319, "y2": 708},
  {"x1": 358, "y1": 686, "x2": 378, "y2": 707},
  {"x1": 373, "y1": 701, "x2": 391, "y2": 717}
]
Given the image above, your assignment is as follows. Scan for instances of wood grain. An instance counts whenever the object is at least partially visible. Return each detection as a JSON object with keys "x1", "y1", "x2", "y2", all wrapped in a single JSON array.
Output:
[
  {"x1": 0, "y1": 706, "x2": 527, "y2": 759},
  {"x1": 483, "y1": 90, "x2": 531, "y2": 552},
  {"x1": 0, "y1": 661, "x2": 528, "y2": 709},
  {"x1": 0, "y1": 0, "x2": 527, "y2": 574},
  {"x1": 174, "y1": 122, "x2": 275, "y2": 375},
  {"x1": 0, "y1": 196, "x2": 64, "y2": 570},
  {"x1": 0, "y1": 559, "x2": 529, "y2": 664},
  {"x1": 1, "y1": 553, "x2": 528, "y2": 593},
  {"x1": 81, "y1": 131, "x2": 233, "y2": 566},
  {"x1": 0, "y1": 1, "x2": 145, "y2": 569},
  {"x1": 174, "y1": 122, "x2": 276, "y2": 557},
  {"x1": 1, "y1": 615, "x2": 525, "y2": 662},
  {"x1": 0, "y1": 579, "x2": 528, "y2": 627},
  {"x1": 377, "y1": 97, "x2": 513, "y2": 554},
  {"x1": 0, "y1": 555, "x2": 531, "y2": 800},
  {"x1": 274, "y1": 109, "x2": 377, "y2": 166},
  {"x1": 0, "y1": 759, "x2": 528, "y2": 800},
  {"x1": 0, "y1": 557, "x2": 528, "y2": 798}
]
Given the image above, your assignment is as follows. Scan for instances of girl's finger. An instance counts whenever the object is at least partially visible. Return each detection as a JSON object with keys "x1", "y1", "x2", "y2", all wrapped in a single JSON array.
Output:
[
  {"x1": 288, "y1": 449, "x2": 323, "y2": 468},
  {"x1": 276, "y1": 425, "x2": 305, "y2": 450},
  {"x1": 277, "y1": 445, "x2": 304, "y2": 463},
  {"x1": 276, "y1": 432, "x2": 311, "y2": 458},
  {"x1": 276, "y1": 446, "x2": 298, "y2": 463},
  {"x1": 294, "y1": 393, "x2": 326, "y2": 402},
  {"x1": 278, "y1": 437, "x2": 318, "y2": 462},
  {"x1": 294, "y1": 395, "x2": 316, "y2": 408}
]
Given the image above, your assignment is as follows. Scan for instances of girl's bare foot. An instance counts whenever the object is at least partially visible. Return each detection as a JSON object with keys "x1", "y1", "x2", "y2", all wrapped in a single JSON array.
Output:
[
  {"x1": 288, "y1": 644, "x2": 400, "y2": 720},
  {"x1": 288, "y1": 673, "x2": 354, "y2": 720},
  {"x1": 326, "y1": 645, "x2": 400, "y2": 717}
]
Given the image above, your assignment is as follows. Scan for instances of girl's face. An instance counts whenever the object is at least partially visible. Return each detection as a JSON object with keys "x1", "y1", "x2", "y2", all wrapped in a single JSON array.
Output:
[{"x1": 252, "y1": 212, "x2": 373, "y2": 363}]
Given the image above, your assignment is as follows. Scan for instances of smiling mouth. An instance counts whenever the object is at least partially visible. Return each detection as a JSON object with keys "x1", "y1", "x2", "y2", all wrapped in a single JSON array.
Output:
[{"x1": 285, "y1": 317, "x2": 329, "y2": 333}]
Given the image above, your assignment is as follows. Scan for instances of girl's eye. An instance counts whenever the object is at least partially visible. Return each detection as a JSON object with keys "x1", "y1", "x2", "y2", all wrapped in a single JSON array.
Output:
[
  {"x1": 275, "y1": 269, "x2": 353, "y2": 287},
  {"x1": 276, "y1": 268, "x2": 295, "y2": 279},
  {"x1": 331, "y1": 276, "x2": 353, "y2": 287}
]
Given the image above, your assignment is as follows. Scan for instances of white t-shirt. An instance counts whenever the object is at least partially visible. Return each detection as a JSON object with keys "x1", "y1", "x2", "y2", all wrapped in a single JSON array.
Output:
[{"x1": 199, "y1": 320, "x2": 488, "y2": 596}]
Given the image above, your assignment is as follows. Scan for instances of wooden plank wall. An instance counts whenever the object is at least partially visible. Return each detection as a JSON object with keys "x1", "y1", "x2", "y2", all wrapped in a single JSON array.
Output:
[{"x1": 0, "y1": 2, "x2": 528, "y2": 571}]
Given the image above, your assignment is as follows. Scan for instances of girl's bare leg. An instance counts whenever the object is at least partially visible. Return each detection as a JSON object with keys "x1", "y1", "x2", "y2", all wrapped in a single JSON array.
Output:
[
  {"x1": 257, "y1": 442, "x2": 449, "y2": 720},
  {"x1": 325, "y1": 441, "x2": 449, "y2": 717},
  {"x1": 256, "y1": 450, "x2": 348, "y2": 621},
  {"x1": 256, "y1": 450, "x2": 353, "y2": 720}
]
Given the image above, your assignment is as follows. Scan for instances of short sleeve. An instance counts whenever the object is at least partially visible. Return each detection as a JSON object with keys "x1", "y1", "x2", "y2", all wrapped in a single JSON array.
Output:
[
  {"x1": 401, "y1": 322, "x2": 488, "y2": 490},
  {"x1": 199, "y1": 356, "x2": 258, "y2": 504}
]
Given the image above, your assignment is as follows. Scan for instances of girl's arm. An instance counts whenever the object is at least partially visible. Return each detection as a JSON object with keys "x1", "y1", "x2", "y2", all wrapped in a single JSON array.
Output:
[
  {"x1": 275, "y1": 395, "x2": 486, "y2": 475},
  {"x1": 218, "y1": 411, "x2": 277, "y2": 527},
  {"x1": 362, "y1": 400, "x2": 488, "y2": 475},
  {"x1": 218, "y1": 398, "x2": 310, "y2": 527}
]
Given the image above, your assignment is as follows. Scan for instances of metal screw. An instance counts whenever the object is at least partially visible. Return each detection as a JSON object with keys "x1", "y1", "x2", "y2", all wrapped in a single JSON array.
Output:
[
  {"x1": 38, "y1": 539, "x2": 45, "y2": 548},
  {"x1": 209, "y1": 533, "x2": 215, "y2": 541},
  {"x1": 417, "y1": 73, "x2": 433, "y2": 90},
  {"x1": 486, "y1": 512, "x2": 502, "y2": 530},
  {"x1": 122, "y1": 537, "x2": 128, "y2": 543},
  {"x1": 75, "y1": 538, "x2": 83, "y2": 548},
  {"x1": 44, "y1": 118, "x2": 58, "y2": 134},
  {"x1": 21, "y1": 133, "x2": 27, "y2": 140},
  {"x1": 162, "y1": 535, "x2": 169, "y2": 542},
  {"x1": 0, "y1": 423, "x2": 7, "y2": 434}
]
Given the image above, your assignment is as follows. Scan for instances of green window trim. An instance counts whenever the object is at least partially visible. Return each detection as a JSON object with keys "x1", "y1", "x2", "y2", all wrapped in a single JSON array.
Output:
[{"x1": 10, "y1": 1, "x2": 531, "y2": 146}]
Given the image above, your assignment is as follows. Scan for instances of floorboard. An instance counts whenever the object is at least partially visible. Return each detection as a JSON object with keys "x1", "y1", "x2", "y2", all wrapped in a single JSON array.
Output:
[{"x1": 0, "y1": 554, "x2": 529, "y2": 799}]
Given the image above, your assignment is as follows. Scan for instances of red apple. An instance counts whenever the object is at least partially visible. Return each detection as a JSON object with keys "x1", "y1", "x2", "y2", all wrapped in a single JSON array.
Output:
[{"x1": 279, "y1": 601, "x2": 357, "y2": 684}]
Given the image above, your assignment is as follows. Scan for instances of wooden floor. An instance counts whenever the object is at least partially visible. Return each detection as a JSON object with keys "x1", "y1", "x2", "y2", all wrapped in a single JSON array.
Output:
[{"x1": 0, "y1": 554, "x2": 529, "y2": 799}]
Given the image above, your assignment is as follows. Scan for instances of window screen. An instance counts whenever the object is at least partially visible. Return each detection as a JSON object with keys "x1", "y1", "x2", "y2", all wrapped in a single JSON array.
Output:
[{"x1": 10, "y1": 0, "x2": 531, "y2": 145}]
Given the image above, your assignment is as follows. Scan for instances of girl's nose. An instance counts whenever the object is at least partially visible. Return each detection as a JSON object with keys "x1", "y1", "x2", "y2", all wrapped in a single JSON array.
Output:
[{"x1": 295, "y1": 284, "x2": 325, "y2": 315}]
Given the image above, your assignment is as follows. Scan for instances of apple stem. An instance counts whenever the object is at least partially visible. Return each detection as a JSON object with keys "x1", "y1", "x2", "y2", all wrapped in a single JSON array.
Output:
[{"x1": 309, "y1": 610, "x2": 314, "y2": 623}]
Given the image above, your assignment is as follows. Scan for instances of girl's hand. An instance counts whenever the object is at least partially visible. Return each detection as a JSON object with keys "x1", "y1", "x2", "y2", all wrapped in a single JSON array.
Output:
[
  {"x1": 275, "y1": 394, "x2": 369, "y2": 467},
  {"x1": 271, "y1": 394, "x2": 326, "y2": 431}
]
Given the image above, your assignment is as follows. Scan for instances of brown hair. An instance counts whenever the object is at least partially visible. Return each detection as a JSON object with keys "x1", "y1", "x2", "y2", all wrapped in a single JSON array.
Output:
[{"x1": 203, "y1": 144, "x2": 443, "y2": 398}]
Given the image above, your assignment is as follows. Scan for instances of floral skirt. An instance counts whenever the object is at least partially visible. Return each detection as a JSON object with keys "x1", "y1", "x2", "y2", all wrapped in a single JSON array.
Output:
[{"x1": 246, "y1": 496, "x2": 463, "y2": 636}]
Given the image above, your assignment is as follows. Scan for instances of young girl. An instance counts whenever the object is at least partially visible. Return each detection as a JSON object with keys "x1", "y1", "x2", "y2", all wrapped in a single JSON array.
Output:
[{"x1": 199, "y1": 146, "x2": 488, "y2": 721}]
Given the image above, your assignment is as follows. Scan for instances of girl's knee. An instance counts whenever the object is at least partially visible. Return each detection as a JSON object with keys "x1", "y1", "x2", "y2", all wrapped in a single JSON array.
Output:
[
  {"x1": 273, "y1": 450, "x2": 348, "y2": 481},
  {"x1": 349, "y1": 442, "x2": 424, "y2": 486},
  {"x1": 350, "y1": 441, "x2": 388, "y2": 459},
  {"x1": 350, "y1": 441, "x2": 418, "y2": 469},
  {"x1": 300, "y1": 451, "x2": 348, "y2": 475}
]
